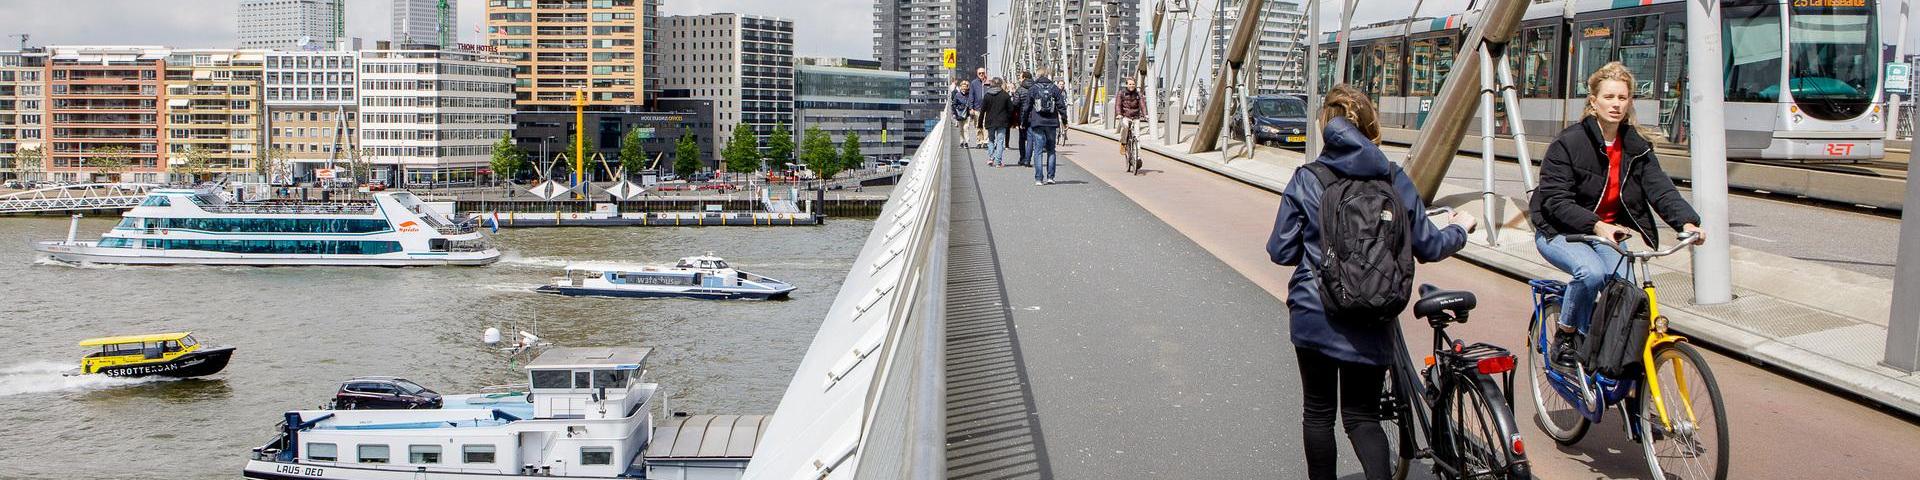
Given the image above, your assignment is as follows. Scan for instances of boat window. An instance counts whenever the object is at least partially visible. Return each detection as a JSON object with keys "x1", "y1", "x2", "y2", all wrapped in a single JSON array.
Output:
[
  {"x1": 392, "y1": 379, "x2": 428, "y2": 395},
  {"x1": 140, "y1": 196, "x2": 171, "y2": 207},
  {"x1": 307, "y1": 443, "x2": 337, "y2": 461},
  {"x1": 98, "y1": 237, "x2": 136, "y2": 248},
  {"x1": 530, "y1": 370, "x2": 572, "y2": 389},
  {"x1": 592, "y1": 369, "x2": 630, "y2": 389},
  {"x1": 108, "y1": 342, "x2": 145, "y2": 355},
  {"x1": 463, "y1": 444, "x2": 497, "y2": 464},
  {"x1": 573, "y1": 371, "x2": 592, "y2": 389},
  {"x1": 409, "y1": 445, "x2": 442, "y2": 464},
  {"x1": 699, "y1": 261, "x2": 714, "y2": 269},
  {"x1": 140, "y1": 239, "x2": 404, "y2": 255},
  {"x1": 115, "y1": 217, "x2": 141, "y2": 229},
  {"x1": 160, "y1": 340, "x2": 182, "y2": 353},
  {"x1": 356, "y1": 444, "x2": 390, "y2": 464},
  {"x1": 581, "y1": 446, "x2": 614, "y2": 466},
  {"x1": 714, "y1": 260, "x2": 729, "y2": 269},
  {"x1": 1724, "y1": 4, "x2": 1783, "y2": 102},
  {"x1": 144, "y1": 217, "x2": 391, "y2": 234},
  {"x1": 181, "y1": 336, "x2": 198, "y2": 348},
  {"x1": 677, "y1": 259, "x2": 695, "y2": 268}
]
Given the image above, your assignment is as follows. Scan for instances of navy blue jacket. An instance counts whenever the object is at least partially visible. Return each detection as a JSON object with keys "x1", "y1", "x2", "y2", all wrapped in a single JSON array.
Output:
[
  {"x1": 950, "y1": 88, "x2": 972, "y2": 121},
  {"x1": 1266, "y1": 117, "x2": 1469, "y2": 366},
  {"x1": 1016, "y1": 77, "x2": 1066, "y2": 128}
]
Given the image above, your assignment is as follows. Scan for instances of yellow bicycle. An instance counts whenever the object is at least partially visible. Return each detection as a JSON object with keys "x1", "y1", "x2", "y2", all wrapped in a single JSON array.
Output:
[{"x1": 1525, "y1": 231, "x2": 1729, "y2": 480}]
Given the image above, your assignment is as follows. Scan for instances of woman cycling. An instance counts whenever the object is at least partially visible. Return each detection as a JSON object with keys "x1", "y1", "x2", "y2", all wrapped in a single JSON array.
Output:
[
  {"x1": 1530, "y1": 62, "x2": 1703, "y2": 368},
  {"x1": 1268, "y1": 85, "x2": 1475, "y2": 480}
]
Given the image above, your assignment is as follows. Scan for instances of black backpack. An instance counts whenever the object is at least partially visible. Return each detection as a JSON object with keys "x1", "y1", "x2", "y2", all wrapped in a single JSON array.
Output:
[
  {"x1": 1034, "y1": 85, "x2": 1059, "y2": 118},
  {"x1": 1304, "y1": 162, "x2": 1415, "y2": 323}
]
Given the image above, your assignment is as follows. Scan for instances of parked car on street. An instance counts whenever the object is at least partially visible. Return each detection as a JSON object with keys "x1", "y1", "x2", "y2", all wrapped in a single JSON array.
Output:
[{"x1": 1229, "y1": 94, "x2": 1311, "y2": 148}]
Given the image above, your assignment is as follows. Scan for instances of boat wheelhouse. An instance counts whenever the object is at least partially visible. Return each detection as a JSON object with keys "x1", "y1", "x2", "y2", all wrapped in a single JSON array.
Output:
[
  {"x1": 535, "y1": 255, "x2": 796, "y2": 300},
  {"x1": 33, "y1": 188, "x2": 499, "y2": 266},
  {"x1": 242, "y1": 347, "x2": 759, "y2": 480},
  {"x1": 74, "y1": 331, "x2": 235, "y2": 378}
]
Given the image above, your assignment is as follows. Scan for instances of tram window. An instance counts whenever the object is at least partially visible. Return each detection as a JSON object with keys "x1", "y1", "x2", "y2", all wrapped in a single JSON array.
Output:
[
  {"x1": 1572, "y1": 21, "x2": 1616, "y2": 96},
  {"x1": 1348, "y1": 45, "x2": 1367, "y2": 92},
  {"x1": 1619, "y1": 16, "x2": 1659, "y2": 98},
  {"x1": 1377, "y1": 40, "x2": 1404, "y2": 97},
  {"x1": 1517, "y1": 26, "x2": 1557, "y2": 98},
  {"x1": 1723, "y1": 5, "x2": 1782, "y2": 102},
  {"x1": 1317, "y1": 49, "x2": 1336, "y2": 94},
  {"x1": 1788, "y1": 2, "x2": 1877, "y2": 119},
  {"x1": 1410, "y1": 37, "x2": 1455, "y2": 97}
]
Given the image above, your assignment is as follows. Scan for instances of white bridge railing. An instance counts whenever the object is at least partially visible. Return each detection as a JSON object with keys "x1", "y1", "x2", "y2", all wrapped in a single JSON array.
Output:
[
  {"x1": 744, "y1": 117, "x2": 952, "y2": 479},
  {"x1": 0, "y1": 183, "x2": 161, "y2": 214}
]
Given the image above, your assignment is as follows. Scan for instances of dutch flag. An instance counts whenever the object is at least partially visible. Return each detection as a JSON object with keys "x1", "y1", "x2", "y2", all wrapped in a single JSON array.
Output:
[{"x1": 488, "y1": 211, "x2": 501, "y2": 234}]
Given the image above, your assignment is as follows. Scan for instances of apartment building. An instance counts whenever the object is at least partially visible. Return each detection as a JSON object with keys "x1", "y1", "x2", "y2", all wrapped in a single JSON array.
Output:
[
  {"x1": 794, "y1": 58, "x2": 908, "y2": 165},
  {"x1": 394, "y1": 0, "x2": 456, "y2": 46},
  {"x1": 660, "y1": 13, "x2": 794, "y2": 163},
  {"x1": 875, "y1": 0, "x2": 988, "y2": 150},
  {"x1": 163, "y1": 49, "x2": 267, "y2": 183},
  {"x1": 487, "y1": 0, "x2": 660, "y2": 108},
  {"x1": 265, "y1": 50, "x2": 360, "y2": 181},
  {"x1": 1212, "y1": 0, "x2": 1310, "y2": 95},
  {"x1": 238, "y1": 0, "x2": 344, "y2": 50},
  {"x1": 356, "y1": 48, "x2": 516, "y2": 187},
  {"x1": 44, "y1": 46, "x2": 169, "y2": 184},
  {"x1": 1, "y1": 49, "x2": 48, "y2": 182}
]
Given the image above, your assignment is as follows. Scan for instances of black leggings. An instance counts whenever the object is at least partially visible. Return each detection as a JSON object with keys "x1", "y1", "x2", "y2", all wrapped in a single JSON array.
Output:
[{"x1": 1297, "y1": 347, "x2": 1394, "y2": 480}]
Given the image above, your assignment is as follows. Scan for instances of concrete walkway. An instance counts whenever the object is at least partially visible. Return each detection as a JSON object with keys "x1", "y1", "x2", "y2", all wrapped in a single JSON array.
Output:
[{"x1": 1074, "y1": 122, "x2": 1920, "y2": 418}]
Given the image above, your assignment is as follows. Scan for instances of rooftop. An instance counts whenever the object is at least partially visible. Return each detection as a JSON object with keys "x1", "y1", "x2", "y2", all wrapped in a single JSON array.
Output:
[{"x1": 524, "y1": 346, "x2": 653, "y2": 370}]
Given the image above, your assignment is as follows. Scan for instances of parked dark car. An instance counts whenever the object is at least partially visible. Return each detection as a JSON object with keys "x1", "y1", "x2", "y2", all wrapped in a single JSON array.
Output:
[
  {"x1": 332, "y1": 376, "x2": 442, "y2": 410},
  {"x1": 690, "y1": 171, "x2": 715, "y2": 182},
  {"x1": 1229, "y1": 95, "x2": 1311, "y2": 148}
]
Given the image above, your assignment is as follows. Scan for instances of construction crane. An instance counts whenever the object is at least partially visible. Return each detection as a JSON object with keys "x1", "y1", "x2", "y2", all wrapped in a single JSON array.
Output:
[
  {"x1": 9, "y1": 34, "x2": 27, "y2": 50},
  {"x1": 438, "y1": 0, "x2": 453, "y2": 49}
]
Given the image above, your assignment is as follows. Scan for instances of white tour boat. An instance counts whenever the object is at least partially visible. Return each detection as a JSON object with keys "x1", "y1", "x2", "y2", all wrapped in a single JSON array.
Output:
[
  {"x1": 242, "y1": 347, "x2": 763, "y2": 480},
  {"x1": 535, "y1": 254, "x2": 796, "y2": 300},
  {"x1": 33, "y1": 188, "x2": 499, "y2": 266}
]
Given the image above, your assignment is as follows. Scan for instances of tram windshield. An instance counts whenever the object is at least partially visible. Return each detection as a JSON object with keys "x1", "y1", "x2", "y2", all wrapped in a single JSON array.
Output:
[{"x1": 1787, "y1": 2, "x2": 1877, "y2": 120}]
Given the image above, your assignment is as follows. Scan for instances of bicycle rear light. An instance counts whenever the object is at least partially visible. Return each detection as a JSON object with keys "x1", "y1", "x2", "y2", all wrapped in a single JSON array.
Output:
[{"x1": 1476, "y1": 355, "x2": 1516, "y2": 375}]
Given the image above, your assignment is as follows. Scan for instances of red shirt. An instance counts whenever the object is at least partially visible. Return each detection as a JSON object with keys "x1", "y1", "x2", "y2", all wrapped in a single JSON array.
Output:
[{"x1": 1595, "y1": 139, "x2": 1625, "y2": 224}]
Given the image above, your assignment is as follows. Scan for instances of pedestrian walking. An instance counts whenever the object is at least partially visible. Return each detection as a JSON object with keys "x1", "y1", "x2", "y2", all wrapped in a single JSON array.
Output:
[
  {"x1": 1116, "y1": 77, "x2": 1147, "y2": 174},
  {"x1": 1266, "y1": 85, "x2": 1476, "y2": 480},
  {"x1": 1014, "y1": 71, "x2": 1034, "y2": 167},
  {"x1": 969, "y1": 68, "x2": 990, "y2": 148},
  {"x1": 950, "y1": 79, "x2": 972, "y2": 131},
  {"x1": 1017, "y1": 68, "x2": 1067, "y2": 185},
  {"x1": 981, "y1": 77, "x2": 1017, "y2": 168}
]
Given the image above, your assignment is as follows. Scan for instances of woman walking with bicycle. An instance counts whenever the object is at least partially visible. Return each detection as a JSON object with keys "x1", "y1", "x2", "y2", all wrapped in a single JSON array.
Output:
[
  {"x1": 1268, "y1": 85, "x2": 1476, "y2": 480},
  {"x1": 1530, "y1": 62, "x2": 1703, "y2": 369}
]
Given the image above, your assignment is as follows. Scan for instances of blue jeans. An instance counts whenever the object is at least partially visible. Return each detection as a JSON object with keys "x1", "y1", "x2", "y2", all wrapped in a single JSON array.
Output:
[
  {"x1": 987, "y1": 128, "x2": 1008, "y2": 165},
  {"x1": 1536, "y1": 233, "x2": 1632, "y2": 333},
  {"x1": 1028, "y1": 126, "x2": 1058, "y2": 181}
]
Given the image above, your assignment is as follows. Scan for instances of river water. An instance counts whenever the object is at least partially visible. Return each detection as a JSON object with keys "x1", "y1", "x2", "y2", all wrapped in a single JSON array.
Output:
[{"x1": 0, "y1": 216, "x2": 871, "y2": 479}]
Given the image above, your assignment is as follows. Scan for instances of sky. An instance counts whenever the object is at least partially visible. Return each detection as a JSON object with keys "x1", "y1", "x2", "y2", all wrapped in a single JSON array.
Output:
[{"x1": 0, "y1": 0, "x2": 1914, "y2": 66}]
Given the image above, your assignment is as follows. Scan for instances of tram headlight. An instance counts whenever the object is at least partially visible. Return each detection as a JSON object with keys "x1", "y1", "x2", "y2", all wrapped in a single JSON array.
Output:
[
  {"x1": 1792, "y1": 113, "x2": 1805, "y2": 124},
  {"x1": 1870, "y1": 113, "x2": 1881, "y2": 124}
]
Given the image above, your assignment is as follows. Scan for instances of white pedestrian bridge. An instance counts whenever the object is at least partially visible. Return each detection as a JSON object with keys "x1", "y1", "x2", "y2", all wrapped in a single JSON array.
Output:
[{"x1": 0, "y1": 183, "x2": 163, "y2": 215}]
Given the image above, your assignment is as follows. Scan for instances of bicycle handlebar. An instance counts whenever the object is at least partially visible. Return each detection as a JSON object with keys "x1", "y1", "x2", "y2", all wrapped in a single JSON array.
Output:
[{"x1": 1570, "y1": 231, "x2": 1702, "y2": 258}]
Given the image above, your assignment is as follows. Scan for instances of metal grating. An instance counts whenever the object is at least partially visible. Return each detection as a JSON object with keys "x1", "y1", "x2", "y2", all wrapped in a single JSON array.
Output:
[{"x1": 1653, "y1": 272, "x2": 1861, "y2": 339}]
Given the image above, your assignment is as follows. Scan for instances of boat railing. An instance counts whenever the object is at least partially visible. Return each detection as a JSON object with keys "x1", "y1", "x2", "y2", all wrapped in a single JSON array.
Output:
[
  {"x1": 200, "y1": 202, "x2": 378, "y2": 215},
  {"x1": 436, "y1": 223, "x2": 480, "y2": 235},
  {"x1": 479, "y1": 383, "x2": 528, "y2": 393}
]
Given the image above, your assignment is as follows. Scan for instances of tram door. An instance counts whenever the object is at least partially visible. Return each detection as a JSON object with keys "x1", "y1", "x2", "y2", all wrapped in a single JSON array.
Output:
[{"x1": 1659, "y1": 14, "x2": 1688, "y2": 144}]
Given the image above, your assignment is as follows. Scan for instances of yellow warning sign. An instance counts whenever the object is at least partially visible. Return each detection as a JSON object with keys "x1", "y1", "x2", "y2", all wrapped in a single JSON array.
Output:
[{"x1": 941, "y1": 48, "x2": 957, "y2": 69}]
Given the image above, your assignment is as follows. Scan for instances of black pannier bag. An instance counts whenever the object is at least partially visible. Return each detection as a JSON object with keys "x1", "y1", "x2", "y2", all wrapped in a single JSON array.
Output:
[{"x1": 1582, "y1": 277, "x2": 1652, "y2": 378}]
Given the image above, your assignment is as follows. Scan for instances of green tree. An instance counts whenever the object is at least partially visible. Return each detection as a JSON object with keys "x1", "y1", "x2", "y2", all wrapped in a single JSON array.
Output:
[
  {"x1": 174, "y1": 145, "x2": 214, "y2": 183},
  {"x1": 619, "y1": 127, "x2": 649, "y2": 178},
  {"x1": 839, "y1": 132, "x2": 864, "y2": 173},
  {"x1": 490, "y1": 134, "x2": 527, "y2": 184},
  {"x1": 87, "y1": 145, "x2": 133, "y2": 182},
  {"x1": 801, "y1": 126, "x2": 842, "y2": 182},
  {"x1": 256, "y1": 147, "x2": 290, "y2": 183},
  {"x1": 721, "y1": 126, "x2": 762, "y2": 175},
  {"x1": 345, "y1": 147, "x2": 374, "y2": 185},
  {"x1": 765, "y1": 123, "x2": 794, "y2": 169},
  {"x1": 673, "y1": 133, "x2": 701, "y2": 179}
]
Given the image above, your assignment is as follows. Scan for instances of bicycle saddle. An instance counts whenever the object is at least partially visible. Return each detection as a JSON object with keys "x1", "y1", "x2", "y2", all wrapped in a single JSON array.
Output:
[{"x1": 1414, "y1": 284, "x2": 1477, "y2": 320}]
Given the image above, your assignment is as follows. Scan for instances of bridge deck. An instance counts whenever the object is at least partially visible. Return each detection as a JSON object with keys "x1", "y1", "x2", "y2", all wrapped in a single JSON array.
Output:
[{"x1": 941, "y1": 139, "x2": 1341, "y2": 478}]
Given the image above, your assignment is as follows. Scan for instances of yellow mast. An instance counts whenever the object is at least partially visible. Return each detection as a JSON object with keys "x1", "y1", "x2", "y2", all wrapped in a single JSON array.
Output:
[{"x1": 573, "y1": 87, "x2": 586, "y2": 199}]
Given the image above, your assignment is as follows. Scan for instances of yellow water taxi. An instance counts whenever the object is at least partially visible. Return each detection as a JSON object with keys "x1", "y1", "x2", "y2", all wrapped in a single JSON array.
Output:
[{"x1": 73, "y1": 332, "x2": 235, "y2": 378}]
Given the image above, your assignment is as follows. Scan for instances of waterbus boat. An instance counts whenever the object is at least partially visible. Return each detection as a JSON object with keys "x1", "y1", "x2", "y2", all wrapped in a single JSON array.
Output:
[
  {"x1": 33, "y1": 188, "x2": 499, "y2": 266},
  {"x1": 241, "y1": 347, "x2": 761, "y2": 480},
  {"x1": 535, "y1": 254, "x2": 795, "y2": 300},
  {"x1": 70, "y1": 332, "x2": 235, "y2": 378}
]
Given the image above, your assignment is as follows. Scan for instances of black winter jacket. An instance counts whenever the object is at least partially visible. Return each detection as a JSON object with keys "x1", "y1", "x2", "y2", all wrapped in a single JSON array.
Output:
[
  {"x1": 1529, "y1": 117, "x2": 1700, "y2": 248},
  {"x1": 981, "y1": 87, "x2": 1016, "y2": 130}
]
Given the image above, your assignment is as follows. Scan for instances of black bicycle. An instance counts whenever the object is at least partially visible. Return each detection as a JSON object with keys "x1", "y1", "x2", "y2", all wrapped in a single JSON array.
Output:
[{"x1": 1380, "y1": 281, "x2": 1532, "y2": 479}]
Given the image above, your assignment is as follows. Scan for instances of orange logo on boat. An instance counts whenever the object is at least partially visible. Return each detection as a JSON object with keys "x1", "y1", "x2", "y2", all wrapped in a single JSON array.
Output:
[{"x1": 397, "y1": 220, "x2": 420, "y2": 232}]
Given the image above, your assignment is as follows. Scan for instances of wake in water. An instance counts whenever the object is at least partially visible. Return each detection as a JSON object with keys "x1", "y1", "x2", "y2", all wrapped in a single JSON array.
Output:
[
  {"x1": 495, "y1": 250, "x2": 574, "y2": 269},
  {"x1": 0, "y1": 361, "x2": 173, "y2": 397}
]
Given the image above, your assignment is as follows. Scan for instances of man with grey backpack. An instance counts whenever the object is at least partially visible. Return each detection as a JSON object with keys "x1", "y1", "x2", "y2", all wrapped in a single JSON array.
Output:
[
  {"x1": 1017, "y1": 68, "x2": 1067, "y2": 185},
  {"x1": 1266, "y1": 85, "x2": 1476, "y2": 480}
]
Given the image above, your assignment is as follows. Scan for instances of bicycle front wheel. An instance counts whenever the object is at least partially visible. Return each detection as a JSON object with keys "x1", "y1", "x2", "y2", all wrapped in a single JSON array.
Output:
[
  {"x1": 1527, "y1": 302, "x2": 1590, "y2": 445},
  {"x1": 1438, "y1": 373, "x2": 1528, "y2": 479},
  {"x1": 1637, "y1": 343, "x2": 1730, "y2": 480}
]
